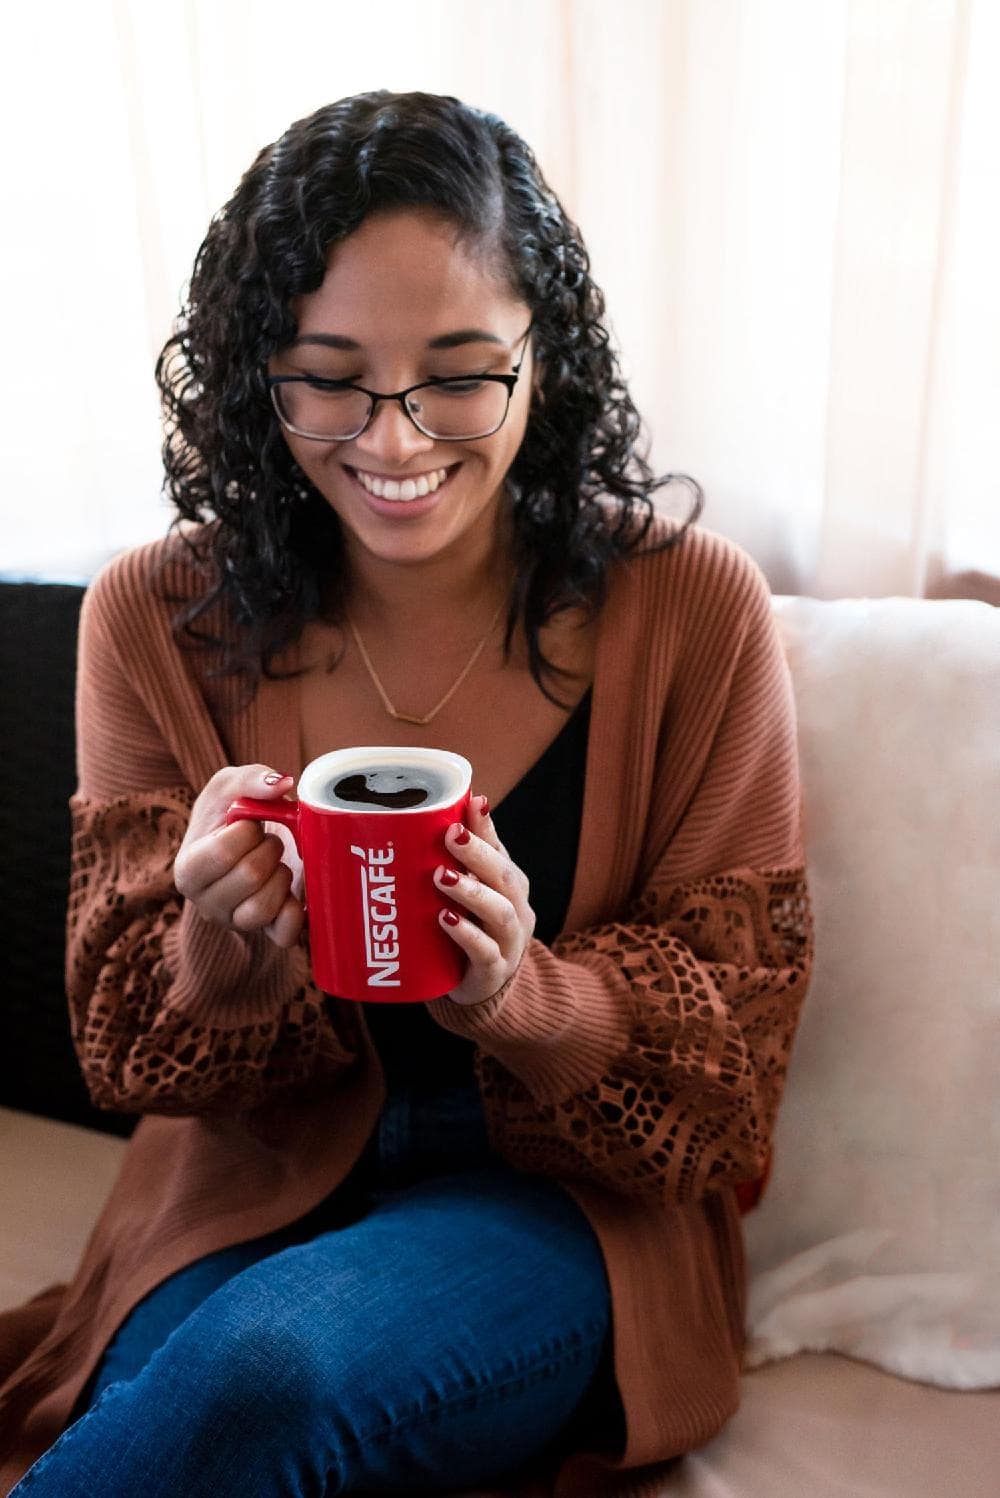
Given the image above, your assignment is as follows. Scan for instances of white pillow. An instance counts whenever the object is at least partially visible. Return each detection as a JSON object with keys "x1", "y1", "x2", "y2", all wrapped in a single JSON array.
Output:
[{"x1": 742, "y1": 596, "x2": 1000, "y2": 1390}]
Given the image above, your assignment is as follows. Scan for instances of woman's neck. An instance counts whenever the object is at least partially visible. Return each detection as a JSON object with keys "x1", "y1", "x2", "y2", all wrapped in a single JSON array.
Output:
[{"x1": 342, "y1": 521, "x2": 516, "y2": 638}]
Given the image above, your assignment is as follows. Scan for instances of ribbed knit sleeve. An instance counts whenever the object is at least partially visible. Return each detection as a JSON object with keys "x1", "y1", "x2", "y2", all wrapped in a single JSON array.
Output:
[
  {"x1": 65, "y1": 549, "x2": 360, "y2": 1116},
  {"x1": 426, "y1": 543, "x2": 813, "y2": 1205}
]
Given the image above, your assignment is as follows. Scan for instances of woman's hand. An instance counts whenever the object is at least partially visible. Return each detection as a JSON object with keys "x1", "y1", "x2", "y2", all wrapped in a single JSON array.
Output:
[
  {"x1": 173, "y1": 765, "x2": 305, "y2": 949},
  {"x1": 433, "y1": 795, "x2": 536, "y2": 1007}
]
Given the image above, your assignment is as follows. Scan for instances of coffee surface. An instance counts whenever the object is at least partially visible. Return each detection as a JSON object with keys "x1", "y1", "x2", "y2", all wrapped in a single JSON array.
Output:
[{"x1": 322, "y1": 763, "x2": 450, "y2": 810}]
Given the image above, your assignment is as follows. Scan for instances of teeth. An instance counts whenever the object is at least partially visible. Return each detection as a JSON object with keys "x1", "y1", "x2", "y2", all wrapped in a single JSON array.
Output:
[{"x1": 354, "y1": 466, "x2": 450, "y2": 500}]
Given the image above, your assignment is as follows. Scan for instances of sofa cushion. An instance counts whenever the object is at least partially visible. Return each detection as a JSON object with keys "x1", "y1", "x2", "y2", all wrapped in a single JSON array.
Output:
[
  {"x1": 0, "y1": 580, "x2": 133, "y2": 1138},
  {"x1": 744, "y1": 597, "x2": 1000, "y2": 1388},
  {"x1": 657, "y1": 1350, "x2": 998, "y2": 1497},
  {"x1": 0, "y1": 1106, "x2": 127, "y2": 1315}
]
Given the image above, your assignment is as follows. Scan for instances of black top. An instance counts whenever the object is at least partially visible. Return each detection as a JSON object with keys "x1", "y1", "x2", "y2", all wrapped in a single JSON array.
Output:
[{"x1": 362, "y1": 687, "x2": 593, "y2": 1088}]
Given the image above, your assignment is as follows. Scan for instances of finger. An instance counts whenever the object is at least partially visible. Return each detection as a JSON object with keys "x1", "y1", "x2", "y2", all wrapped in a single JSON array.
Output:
[
  {"x1": 263, "y1": 893, "x2": 306, "y2": 949},
  {"x1": 438, "y1": 907, "x2": 504, "y2": 973},
  {"x1": 175, "y1": 823, "x2": 281, "y2": 900},
  {"x1": 472, "y1": 793, "x2": 493, "y2": 826},
  {"x1": 231, "y1": 860, "x2": 294, "y2": 933},
  {"x1": 468, "y1": 794, "x2": 506, "y2": 854},
  {"x1": 434, "y1": 865, "x2": 524, "y2": 956},
  {"x1": 188, "y1": 765, "x2": 295, "y2": 842},
  {"x1": 444, "y1": 820, "x2": 531, "y2": 911},
  {"x1": 213, "y1": 833, "x2": 289, "y2": 919},
  {"x1": 185, "y1": 832, "x2": 287, "y2": 916}
]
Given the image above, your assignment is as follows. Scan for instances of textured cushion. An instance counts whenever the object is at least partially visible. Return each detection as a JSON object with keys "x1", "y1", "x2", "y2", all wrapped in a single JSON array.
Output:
[{"x1": 743, "y1": 597, "x2": 1000, "y2": 1388}]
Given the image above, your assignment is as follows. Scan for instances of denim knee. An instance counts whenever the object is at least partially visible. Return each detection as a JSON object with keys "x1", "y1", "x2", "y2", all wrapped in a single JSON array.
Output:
[{"x1": 161, "y1": 1291, "x2": 336, "y2": 1441}]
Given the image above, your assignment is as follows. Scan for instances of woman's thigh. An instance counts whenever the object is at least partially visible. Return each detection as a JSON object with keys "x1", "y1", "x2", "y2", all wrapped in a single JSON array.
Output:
[
  {"x1": 26, "y1": 1163, "x2": 617, "y2": 1497},
  {"x1": 80, "y1": 1229, "x2": 303, "y2": 1409},
  {"x1": 78, "y1": 1163, "x2": 373, "y2": 1412}
]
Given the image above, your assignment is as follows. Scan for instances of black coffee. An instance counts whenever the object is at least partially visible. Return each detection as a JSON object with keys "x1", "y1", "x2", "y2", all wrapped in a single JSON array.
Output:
[{"x1": 322, "y1": 763, "x2": 450, "y2": 811}]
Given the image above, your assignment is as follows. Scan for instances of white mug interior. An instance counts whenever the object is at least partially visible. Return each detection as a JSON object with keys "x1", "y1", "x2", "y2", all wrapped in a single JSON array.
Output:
[{"x1": 297, "y1": 746, "x2": 472, "y2": 814}]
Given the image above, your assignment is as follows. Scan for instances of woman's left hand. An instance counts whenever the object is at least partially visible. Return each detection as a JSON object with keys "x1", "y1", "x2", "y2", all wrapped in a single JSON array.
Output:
[{"x1": 433, "y1": 795, "x2": 536, "y2": 1007}]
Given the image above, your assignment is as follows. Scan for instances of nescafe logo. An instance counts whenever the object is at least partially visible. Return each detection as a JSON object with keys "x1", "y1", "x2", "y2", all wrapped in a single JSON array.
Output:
[{"x1": 349, "y1": 844, "x2": 401, "y2": 987}]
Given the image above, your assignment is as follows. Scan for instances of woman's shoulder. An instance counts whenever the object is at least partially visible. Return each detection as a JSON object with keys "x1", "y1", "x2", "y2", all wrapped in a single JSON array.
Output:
[
  {"x1": 84, "y1": 523, "x2": 218, "y2": 630},
  {"x1": 597, "y1": 514, "x2": 782, "y2": 728},
  {"x1": 615, "y1": 510, "x2": 772, "y2": 619}
]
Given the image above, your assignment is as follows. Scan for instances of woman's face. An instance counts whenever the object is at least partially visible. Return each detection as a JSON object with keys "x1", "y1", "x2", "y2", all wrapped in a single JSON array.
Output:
[{"x1": 268, "y1": 208, "x2": 535, "y2": 574}]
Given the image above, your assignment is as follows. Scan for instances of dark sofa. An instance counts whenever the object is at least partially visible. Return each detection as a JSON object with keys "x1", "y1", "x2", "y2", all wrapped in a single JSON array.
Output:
[{"x1": 0, "y1": 580, "x2": 134, "y2": 1141}]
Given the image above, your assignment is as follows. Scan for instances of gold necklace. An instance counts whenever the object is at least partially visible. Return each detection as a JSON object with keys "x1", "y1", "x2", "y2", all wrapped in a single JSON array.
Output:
[{"x1": 347, "y1": 598, "x2": 507, "y2": 726}]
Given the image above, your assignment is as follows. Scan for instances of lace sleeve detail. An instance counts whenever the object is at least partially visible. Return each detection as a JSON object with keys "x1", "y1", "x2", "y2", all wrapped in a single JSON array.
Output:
[
  {"x1": 66, "y1": 786, "x2": 361, "y2": 1116},
  {"x1": 468, "y1": 865, "x2": 812, "y2": 1204}
]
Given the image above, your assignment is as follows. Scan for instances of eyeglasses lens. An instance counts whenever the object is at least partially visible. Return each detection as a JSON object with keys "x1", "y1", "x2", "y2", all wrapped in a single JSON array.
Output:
[{"x1": 273, "y1": 379, "x2": 509, "y2": 441}]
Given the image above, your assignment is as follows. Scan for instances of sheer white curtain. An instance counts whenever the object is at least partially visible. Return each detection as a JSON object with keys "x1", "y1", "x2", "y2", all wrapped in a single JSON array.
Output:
[{"x1": 2, "y1": 0, "x2": 996, "y2": 600}]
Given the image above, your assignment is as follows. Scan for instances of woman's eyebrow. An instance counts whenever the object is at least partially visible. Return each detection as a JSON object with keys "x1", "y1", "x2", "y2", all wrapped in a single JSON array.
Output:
[
  {"x1": 426, "y1": 329, "x2": 506, "y2": 349},
  {"x1": 291, "y1": 329, "x2": 506, "y2": 351}
]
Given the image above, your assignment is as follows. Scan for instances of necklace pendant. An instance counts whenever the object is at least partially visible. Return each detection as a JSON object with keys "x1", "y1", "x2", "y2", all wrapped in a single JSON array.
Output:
[
  {"x1": 391, "y1": 709, "x2": 431, "y2": 726},
  {"x1": 348, "y1": 597, "x2": 506, "y2": 733}
]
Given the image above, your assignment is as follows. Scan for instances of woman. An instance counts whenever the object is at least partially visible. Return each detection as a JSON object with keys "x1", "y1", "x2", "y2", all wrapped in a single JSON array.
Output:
[{"x1": 0, "y1": 91, "x2": 814, "y2": 1496}]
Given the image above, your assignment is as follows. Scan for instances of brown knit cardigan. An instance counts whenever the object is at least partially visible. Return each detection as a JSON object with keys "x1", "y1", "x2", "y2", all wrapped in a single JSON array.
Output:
[{"x1": 0, "y1": 516, "x2": 814, "y2": 1497}]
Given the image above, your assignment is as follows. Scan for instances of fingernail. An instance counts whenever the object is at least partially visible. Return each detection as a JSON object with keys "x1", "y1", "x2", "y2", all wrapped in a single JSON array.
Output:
[
  {"x1": 439, "y1": 867, "x2": 461, "y2": 887},
  {"x1": 454, "y1": 825, "x2": 471, "y2": 846},
  {"x1": 263, "y1": 772, "x2": 290, "y2": 786},
  {"x1": 478, "y1": 796, "x2": 490, "y2": 818},
  {"x1": 442, "y1": 909, "x2": 461, "y2": 926}
]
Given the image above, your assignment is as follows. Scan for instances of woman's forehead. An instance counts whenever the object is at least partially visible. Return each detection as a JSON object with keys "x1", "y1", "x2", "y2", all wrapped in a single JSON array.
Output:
[{"x1": 292, "y1": 209, "x2": 525, "y2": 341}]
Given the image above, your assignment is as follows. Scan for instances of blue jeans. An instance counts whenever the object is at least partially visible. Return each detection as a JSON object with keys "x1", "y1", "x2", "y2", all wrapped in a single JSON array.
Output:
[{"x1": 13, "y1": 1077, "x2": 621, "y2": 1495}]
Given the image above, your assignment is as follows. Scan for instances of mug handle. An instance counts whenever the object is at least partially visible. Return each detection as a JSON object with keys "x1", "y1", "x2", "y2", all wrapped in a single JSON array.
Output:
[{"x1": 225, "y1": 797, "x2": 301, "y2": 847}]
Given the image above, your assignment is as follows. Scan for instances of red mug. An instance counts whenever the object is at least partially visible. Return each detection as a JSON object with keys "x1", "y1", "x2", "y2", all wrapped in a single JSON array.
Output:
[{"x1": 226, "y1": 746, "x2": 472, "y2": 1003}]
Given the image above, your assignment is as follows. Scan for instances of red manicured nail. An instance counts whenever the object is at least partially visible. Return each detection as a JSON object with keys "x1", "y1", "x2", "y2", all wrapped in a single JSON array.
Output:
[
  {"x1": 454, "y1": 825, "x2": 471, "y2": 846},
  {"x1": 263, "y1": 772, "x2": 291, "y2": 785},
  {"x1": 442, "y1": 909, "x2": 461, "y2": 926},
  {"x1": 439, "y1": 868, "x2": 461, "y2": 886},
  {"x1": 478, "y1": 796, "x2": 490, "y2": 818}
]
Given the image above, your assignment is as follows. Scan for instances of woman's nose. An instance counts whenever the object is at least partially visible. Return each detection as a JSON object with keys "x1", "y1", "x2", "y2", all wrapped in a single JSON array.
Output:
[{"x1": 352, "y1": 397, "x2": 437, "y2": 466}]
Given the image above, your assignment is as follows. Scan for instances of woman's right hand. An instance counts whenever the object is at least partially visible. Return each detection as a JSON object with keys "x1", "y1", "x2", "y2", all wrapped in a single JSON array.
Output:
[{"x1": 173, "y1": 765, "x2": 305, "y2": 949}]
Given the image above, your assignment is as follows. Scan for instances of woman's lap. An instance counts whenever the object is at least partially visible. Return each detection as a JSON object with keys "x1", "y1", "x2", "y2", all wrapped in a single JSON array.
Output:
[{"x1": 15, "y1": 1081, "x2": 621, "y2": 1496}]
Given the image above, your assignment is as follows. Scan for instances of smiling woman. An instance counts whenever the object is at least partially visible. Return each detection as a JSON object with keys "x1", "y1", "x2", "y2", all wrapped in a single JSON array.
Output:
[
  {"x1": 264, "y1": 211, "x2": 537, "y2": 587},
  {"x1": 151, "y1": 91, "x2": 701, "y2": 713},
  {"x1": 0, "y1": 89, "x2": 813, "y2": 1498}
]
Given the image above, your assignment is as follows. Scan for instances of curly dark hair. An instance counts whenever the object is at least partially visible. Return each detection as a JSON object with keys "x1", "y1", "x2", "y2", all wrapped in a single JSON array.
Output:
[{"x1": 156, "y1": 89, "x2": 703, "y2": 708}]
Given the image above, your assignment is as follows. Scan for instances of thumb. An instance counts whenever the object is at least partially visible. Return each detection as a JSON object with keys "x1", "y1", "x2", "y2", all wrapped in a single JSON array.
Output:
[
  {"x1": 228, "y1": 765, "x2": 295, "y2": 811},
  {"x1": 229, "y1": 766, "x2": 297, "y2": 816},
  {"x1": 258, "y1": 768, "x2": 295, "y2": 794},
  {"x1": 189, "y1": 764, "x2": 295, "y2": 841}
]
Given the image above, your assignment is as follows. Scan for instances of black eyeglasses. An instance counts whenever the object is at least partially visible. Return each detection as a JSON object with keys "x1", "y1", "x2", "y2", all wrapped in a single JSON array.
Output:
[{"x1": 266, "y1": 323, "x2": 534, "y2": 443}]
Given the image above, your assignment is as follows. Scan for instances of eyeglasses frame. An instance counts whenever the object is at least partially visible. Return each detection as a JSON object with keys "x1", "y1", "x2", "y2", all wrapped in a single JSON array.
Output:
[{"x1": 266, "y1": 321, "x2": 535, "y2": 443}]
